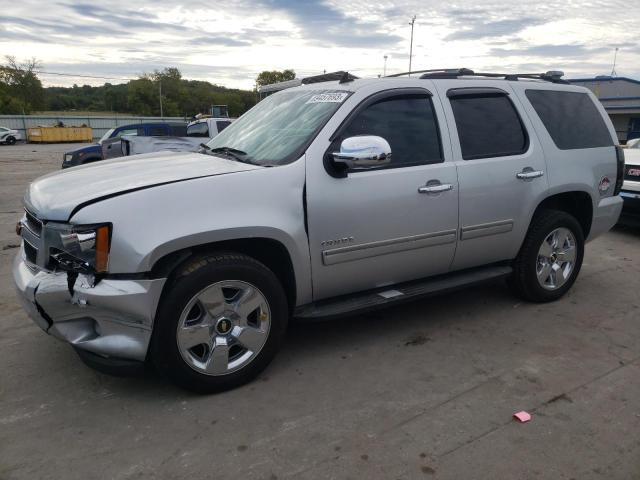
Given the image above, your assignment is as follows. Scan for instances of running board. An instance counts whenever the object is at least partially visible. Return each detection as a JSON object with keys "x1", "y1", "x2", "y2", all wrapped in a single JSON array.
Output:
[{"x1": 294, "y1": 265, "x2": 512, "y2": 320}]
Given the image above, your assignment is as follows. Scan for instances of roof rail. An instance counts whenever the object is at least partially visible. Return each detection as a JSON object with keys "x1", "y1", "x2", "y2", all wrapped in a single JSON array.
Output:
[{"x1": 386, "y1": 68, "x2": 568, "y2": 84}]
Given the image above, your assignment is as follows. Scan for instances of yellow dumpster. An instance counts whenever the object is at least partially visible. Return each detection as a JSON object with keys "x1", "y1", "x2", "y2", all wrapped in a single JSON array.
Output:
[{"x1": 27, "y1": 126, "x2": 93, "y2": 143}]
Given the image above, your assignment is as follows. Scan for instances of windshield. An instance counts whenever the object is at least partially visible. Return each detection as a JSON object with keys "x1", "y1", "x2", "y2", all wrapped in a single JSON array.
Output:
[
  {"x1": 205, "y1": 89, "x2": 350, "y2": 165},
  {"x1": 99, "y1": 128, "x2": 115, "y2": 143}
]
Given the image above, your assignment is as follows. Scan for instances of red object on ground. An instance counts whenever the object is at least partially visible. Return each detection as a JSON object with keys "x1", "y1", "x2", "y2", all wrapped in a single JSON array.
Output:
[{"x1": 513, "y1": 411, "x2": 532, "y2": 423}]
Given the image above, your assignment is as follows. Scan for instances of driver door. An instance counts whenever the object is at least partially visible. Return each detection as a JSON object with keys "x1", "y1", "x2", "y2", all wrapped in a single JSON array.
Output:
[{"x1": 305, "y1": 87, "x2": 459, "y2": 300}]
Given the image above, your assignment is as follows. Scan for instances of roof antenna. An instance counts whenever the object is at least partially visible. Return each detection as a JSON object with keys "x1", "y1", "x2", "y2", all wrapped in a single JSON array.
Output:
[{"x1": 611, "y1": 47, "x2": 619, "y2": 77}]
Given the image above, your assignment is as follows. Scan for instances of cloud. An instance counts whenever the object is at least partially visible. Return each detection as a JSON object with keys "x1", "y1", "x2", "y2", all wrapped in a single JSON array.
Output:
[
  {"x1": 490, "y1": 44, "x2": 611, "y2": 57},
  {"x1": 66, "y1": 2, "x2": 189, "y2": 33},
  {"x1": 257, "y1": 0, "x2": 402, "y2": 48},
  {"x1": 189, "y1": 36, "x2": 252, "y2": 47},
  {"x1": 446, "y1": 17, "x2": 545, "y2": 40},
  {"x1": 2, "y1": 0, "x2": 640, "y2": 89}
]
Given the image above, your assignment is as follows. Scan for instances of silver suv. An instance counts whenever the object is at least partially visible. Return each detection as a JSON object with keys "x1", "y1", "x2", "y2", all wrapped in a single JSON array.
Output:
[{"x1": 13, "y1": 69, "x2": 624, "y2": 392}]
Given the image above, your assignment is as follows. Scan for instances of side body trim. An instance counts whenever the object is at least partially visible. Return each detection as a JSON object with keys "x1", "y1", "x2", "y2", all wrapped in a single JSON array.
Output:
[
  {"x1": 460, "y1": 219, "x2": 514, "y2": 240},
  {"x1": 322, "y1": 229, "x2": 457, "y2": 266}
]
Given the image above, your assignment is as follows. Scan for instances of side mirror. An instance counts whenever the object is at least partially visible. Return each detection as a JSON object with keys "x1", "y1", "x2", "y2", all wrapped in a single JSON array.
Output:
[{"x1": 332, "y1": 135, "x2": 392, "y2": 170}]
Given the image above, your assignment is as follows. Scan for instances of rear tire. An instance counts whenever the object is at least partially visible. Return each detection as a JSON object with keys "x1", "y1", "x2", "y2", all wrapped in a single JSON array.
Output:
[
  {"x1": 152, "y1": 252, "x2": 288, "y2": 393},
  {"x1": 509, "y1": 210, "x2": 584, "y2": 302}
]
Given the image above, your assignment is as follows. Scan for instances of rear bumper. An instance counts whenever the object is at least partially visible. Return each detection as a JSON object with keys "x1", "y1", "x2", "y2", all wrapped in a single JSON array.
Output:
[
  {"x1": 12, "y1": 252, "x2": 166, "y2": 362},
  {"x1": 588, "y1": 195, "x2": 623, "y2": 241}
]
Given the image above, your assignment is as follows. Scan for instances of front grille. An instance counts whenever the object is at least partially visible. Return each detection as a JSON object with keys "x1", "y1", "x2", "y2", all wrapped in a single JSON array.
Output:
[
  {"x1": 23, "y1": 239, "x2": 38, "y2": 264},
  {"x1": 24, "y1": 209, "x2": 43, "y2": 237}
]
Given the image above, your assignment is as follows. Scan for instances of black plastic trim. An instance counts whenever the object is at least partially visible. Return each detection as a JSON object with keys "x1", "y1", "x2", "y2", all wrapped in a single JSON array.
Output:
[{"x1": 447, "y1": 87, "x2": 509, "y2": 98}]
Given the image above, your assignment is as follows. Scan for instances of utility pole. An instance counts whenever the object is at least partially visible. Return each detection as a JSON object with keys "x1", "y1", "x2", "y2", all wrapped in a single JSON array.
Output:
[
  {"x1": 159, "y1": 79, "x2": 163, "y2": 118},
  {"x1": 611, "y1": 47, "x2": 619, "y2": 77},
  {"x1": 383, "y1": 55, "x2": 388, "y2": 77},
  {"x1": 408, "y1": 15, "x2": 416, "y2": 76}
]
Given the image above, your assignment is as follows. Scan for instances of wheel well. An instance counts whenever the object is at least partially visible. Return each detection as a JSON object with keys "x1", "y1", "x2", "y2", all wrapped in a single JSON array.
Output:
[
  {"x1": 151, "y1": 238, "x2": 297, "y2": 311},
  {"x1": 534, "y1": 191, "x2": 593, "y2": 237}
]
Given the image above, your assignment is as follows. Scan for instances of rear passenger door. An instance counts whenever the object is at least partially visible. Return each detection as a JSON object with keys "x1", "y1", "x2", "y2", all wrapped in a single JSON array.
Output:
[{"x1": 434, "y1": 81, "x2": 549, "y2": 270}]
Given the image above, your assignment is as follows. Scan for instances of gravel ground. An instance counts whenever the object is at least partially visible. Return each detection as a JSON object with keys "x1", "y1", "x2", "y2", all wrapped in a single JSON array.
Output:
[{"x1": 1, "y1": 142, "x2": 639, "y2": 480}]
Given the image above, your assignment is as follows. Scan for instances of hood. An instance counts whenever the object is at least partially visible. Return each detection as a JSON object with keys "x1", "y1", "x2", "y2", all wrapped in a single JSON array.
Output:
[
  {"x1": 26, "y1": 151, "x2": 261, "y2": 221},
  {"x1": 66, "y1": 143, "x2": 101, "y2": 155}
]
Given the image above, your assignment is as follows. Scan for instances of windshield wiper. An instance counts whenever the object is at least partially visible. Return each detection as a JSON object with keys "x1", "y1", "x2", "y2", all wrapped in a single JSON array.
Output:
[{"x1": 208, "y1": 146, "x2": 257, "y2": 165}]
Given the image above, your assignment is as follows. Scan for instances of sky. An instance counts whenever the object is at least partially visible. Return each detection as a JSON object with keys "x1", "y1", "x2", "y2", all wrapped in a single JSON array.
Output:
[{"x1": 1, "y1": 0, "x2": 638, "y2": 90}]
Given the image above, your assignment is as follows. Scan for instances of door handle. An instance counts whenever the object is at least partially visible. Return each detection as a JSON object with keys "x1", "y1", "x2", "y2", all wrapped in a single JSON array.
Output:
[
  {"x1": 516, "y1": 169, "x2": 544, "y2": 180},
  {"x1": 418, "y1": 183, "x2": 453, "y2": 194}
]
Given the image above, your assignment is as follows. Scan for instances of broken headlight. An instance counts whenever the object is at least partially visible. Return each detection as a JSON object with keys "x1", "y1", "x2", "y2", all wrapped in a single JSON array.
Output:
[{"x1": 46, "y1": 223, "x2": 111, "y2": 273}]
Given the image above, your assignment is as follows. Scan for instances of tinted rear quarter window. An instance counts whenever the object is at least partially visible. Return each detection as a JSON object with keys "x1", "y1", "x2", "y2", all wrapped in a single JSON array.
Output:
[
  {"x1": 525, "y1": 90, "x2": 613, "y2": 149},
  {"x1": 449, "y1": 93, "x2": 528, "y2": 160}
]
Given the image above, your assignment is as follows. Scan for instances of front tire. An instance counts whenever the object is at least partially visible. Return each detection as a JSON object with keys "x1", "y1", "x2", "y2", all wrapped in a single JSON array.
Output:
[
  {"x1": 6, "y1": 136, "x2": 16, "y2": 145},
  {"x1": 510, "y1": 210, "x2": 584, "y2": 302},
  {"x1": 152, "y1": 253, "x2": 288, "y2": 393}
]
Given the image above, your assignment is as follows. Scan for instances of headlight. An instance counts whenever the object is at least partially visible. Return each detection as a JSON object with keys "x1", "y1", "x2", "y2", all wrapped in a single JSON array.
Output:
[{"x1": 46, "y1": 223, "x2": 111, "y2": 273}]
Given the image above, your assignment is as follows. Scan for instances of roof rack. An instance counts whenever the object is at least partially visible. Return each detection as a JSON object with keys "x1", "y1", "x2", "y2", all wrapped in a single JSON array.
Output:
[{"x1": 386, "y1": 68, "x2": 568, "y2": 84}]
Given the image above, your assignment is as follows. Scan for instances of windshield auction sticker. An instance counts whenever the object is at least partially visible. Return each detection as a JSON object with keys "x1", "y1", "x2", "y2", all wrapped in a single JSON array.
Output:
[{"x1": 306, "y1": 92, "x2": 349, "y2": 104}]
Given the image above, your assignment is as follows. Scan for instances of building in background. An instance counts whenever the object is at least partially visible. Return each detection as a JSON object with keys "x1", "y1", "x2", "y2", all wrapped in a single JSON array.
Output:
[{"x1": 570, "y1": 76, "x2": 640, "y2": 143}]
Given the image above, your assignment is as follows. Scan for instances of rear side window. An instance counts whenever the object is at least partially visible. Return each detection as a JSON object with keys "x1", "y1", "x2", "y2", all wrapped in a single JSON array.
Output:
[
  {"x1": 449, "y1": 93, "x2": 528, "y2": 160},
  {"x1": 117, "y1": 127, "x2": 142, "y2": 137},
  {"x1": 525, "y1": 90, "x2": 613, "y2": 149},
  {"x1": 340, "y1": 94, "x2": 442, "y2": 167}
]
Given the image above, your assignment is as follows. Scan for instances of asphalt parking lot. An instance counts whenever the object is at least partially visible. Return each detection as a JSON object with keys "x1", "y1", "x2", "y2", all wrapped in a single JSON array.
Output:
[{"x1": 1, "y1": 142, "x2": 639, "y2": 479}]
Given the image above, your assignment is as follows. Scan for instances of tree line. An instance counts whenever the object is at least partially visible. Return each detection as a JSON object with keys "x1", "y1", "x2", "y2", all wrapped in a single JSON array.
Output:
[{"x1": 0, "y1": 57, "x2": 296, "y2": 118}]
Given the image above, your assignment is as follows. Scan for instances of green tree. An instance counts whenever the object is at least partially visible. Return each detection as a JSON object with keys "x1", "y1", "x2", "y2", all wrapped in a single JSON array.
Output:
[
  {"x1": 41, "y1": 66, "x2": 258, "y2": 118},
  {"x1": 255, "y1": 69, "x2": 296, "y2": 88},
  {"x1": 0, "y1": 56, "x2": 44, "y2": 114}
]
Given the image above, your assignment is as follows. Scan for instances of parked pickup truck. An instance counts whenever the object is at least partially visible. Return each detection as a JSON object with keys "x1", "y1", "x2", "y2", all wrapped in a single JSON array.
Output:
[
  {"x1": 14, "y1": 69, "x2": 623, "y2": 393},
  {"x1": 62, "y1": 122, "x2": 187, "y2": 168},
  {"x1": 120, "y1": 117, "x2": 233, "y2": 156},
  {"x1": 619, "y1": 145, "x2": 640, "y2": 222}
]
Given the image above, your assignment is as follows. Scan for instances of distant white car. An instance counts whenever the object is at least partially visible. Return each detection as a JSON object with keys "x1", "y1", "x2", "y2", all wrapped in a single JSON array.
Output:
[{"x1": 0, "y1": 126, "x2": 21, "y2": 145}]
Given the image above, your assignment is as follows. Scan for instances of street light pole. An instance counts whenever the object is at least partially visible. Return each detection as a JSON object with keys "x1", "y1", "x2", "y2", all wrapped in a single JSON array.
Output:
[
  {"x1": 408, "y1": 15, "x2": 416, "y2": 77},
  {"x1": 383, "y1": 55, "x2": 388, "y2": 77}
]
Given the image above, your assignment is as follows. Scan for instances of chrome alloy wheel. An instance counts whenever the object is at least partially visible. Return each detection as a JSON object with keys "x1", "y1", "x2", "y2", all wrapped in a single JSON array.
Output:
[
  {"x1": 536, "y1": 227, "x2": 577, "y2": 291},
  {"x1": 176, "y1": 280, "x2": 271, "y2": 376}
]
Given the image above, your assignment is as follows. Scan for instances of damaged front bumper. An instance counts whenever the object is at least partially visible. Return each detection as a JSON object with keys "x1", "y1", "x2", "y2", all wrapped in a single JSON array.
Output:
[{"x1": 13, "y1": 251, "x2": 166, "y2": 362}]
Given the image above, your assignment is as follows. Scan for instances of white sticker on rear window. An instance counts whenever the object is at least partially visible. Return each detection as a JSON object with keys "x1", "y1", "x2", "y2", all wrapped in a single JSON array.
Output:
[{"x1": 306, "y1": 92, "x2": 349, "y2": 104}]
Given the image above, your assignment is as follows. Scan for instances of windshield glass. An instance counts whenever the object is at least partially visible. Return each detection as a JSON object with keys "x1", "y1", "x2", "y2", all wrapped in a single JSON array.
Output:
[
  {"x1": 99, "y1": 128, "x2": 115, "y2": 143},
  {"x1": 205, "y1": 89, "x2": 350, "y2": 165}
]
